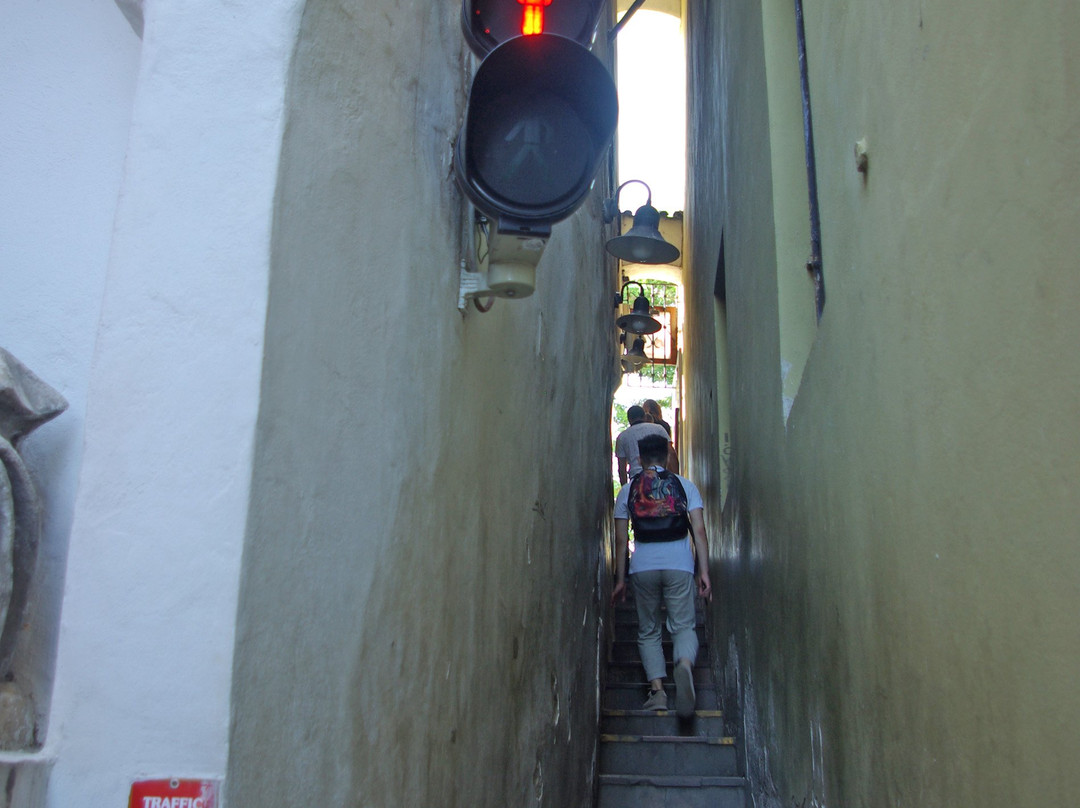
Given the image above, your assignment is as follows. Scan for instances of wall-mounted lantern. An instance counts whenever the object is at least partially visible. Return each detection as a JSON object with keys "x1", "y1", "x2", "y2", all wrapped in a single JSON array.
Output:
[
  {"x1": 603, "y1": 179, "x2": 681, "y2": 265},
  {"x1": 620, "y1": 334, "x2": 649, "y2": 370},
  {"x1": 615, "y1": 280, "x2": 662, "y2": 335}
]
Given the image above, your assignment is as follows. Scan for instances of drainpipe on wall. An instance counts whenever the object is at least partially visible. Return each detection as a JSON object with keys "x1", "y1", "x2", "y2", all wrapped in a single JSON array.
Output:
[{"x1": 795, "y1": 0, "x2": 826, "y2": 321}]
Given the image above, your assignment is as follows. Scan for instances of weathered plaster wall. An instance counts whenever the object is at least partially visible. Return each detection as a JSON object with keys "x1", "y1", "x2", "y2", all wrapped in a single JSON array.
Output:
[
  {"x1": 685, "y1": 0, "x2": 1080, "y2": 805},
  {"x1": 225, "y1": 1, "x2": 617, "y2": 805},
  {"x1": 43, "y1": 0, "x2": 304, "y2": 804},
  {"x1": 0, "y1": 0, "x2": 139, "y2": 748}
]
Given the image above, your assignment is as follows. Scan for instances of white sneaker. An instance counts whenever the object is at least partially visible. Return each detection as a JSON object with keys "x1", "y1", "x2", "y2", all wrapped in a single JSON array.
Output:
[
  {"x1": 674, "y1": 658, "x2": 695, "y2": 718},
  {"x1": 642, "y1": 688, "x2": 667, "y2": 711}
]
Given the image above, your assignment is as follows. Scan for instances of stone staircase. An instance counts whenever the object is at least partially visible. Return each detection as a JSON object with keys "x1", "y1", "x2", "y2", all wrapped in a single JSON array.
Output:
[{"x1": 597, "y1": 595, "x2": 748, "y2": 808}]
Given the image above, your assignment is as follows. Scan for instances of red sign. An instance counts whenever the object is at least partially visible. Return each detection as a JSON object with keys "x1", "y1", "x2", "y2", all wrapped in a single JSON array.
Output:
[{"x1": 128, "y1": 779, "x2": 219, "y2": 808}]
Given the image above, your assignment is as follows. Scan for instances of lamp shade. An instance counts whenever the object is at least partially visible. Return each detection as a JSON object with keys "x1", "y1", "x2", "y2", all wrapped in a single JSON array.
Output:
[
  {"x1": 605, "y1": 203, "x2": 680, "y2": 264},
  {"x1": 616, "y1": 294, "x2": 662, "y2": 334},
  {"x1": 623, "y1": 336, "x2": 648, "y2": 369}
]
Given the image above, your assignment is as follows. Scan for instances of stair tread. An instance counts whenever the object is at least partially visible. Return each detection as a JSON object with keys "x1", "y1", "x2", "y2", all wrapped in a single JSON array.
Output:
[
  {"x1": 599, "y1": 773, "x2": 747, "y2": 787},
  {"x1": 601, "y1": 734, "x2": 736, "y2": 745},
  {"x1": 603, "y1": 681, "x2": 717, "y2": 690},
  {"x1": 603, "y1": 709, "x2": 723, "y2": 717},
  {"x1": 600, "y1": 737, "x2": 739, "y2": 777}
]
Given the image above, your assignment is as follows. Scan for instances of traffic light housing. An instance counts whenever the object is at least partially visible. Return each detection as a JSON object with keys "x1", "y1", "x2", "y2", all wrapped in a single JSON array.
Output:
[
  {"x1": 462, "y1": 0, "x2": 607, "y2": 58},
  {"x1": 455, "y1": 1, "x2": 617, "y2": 237}
]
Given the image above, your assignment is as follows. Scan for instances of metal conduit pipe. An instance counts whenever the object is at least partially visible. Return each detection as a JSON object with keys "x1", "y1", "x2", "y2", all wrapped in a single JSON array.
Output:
[
  {"x1": 608, "y1": 0, "x2": 648, "y2": 41},
  {"x1": 795, "y1": 0, "x2": 826, "y2": 321}
]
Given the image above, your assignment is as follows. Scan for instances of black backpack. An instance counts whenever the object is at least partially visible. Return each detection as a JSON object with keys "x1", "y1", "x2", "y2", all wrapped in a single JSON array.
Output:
[{"x1": 628, "y1": 468, "x2": 690, "y2": 542}]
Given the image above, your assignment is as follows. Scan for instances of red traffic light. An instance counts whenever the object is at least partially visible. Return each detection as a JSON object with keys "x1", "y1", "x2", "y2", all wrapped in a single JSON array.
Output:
[
  {"x1": 462, "y1": 0, "x2": 605, "y2": 57},
  {"x1": 454, "y1": 34, "x2": 617, "y2": 235},
  {"x1": 520, "y1": 0, "x2": 552, "y2": 35}
]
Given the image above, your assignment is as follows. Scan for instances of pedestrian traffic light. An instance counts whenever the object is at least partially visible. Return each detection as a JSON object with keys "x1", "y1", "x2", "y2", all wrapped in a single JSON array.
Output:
[
  {"x1": 455, "y1": 0, "x2": 617, "y2": 237},
  {"x1": 462, "y1": 0, "x2": 607, "y2": 57}
]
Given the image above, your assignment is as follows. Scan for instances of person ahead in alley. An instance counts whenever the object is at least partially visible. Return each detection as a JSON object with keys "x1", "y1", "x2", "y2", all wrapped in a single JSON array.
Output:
[
  {"x1": 611, "y1": 434, "x2": 711, "y2": 717},
  {"x1": 614, "y1": 404, "x2": 669, "y2": 485},
  {"x1": 641, "y1": 399, "x2": 671, "y2": 437},
  {"x1": 641, "y1": 398, "x2": 680, "y2": 474}
]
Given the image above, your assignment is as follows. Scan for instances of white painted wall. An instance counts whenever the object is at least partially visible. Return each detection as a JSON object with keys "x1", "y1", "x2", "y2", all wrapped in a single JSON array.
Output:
[
  {"x1": 0, "y1": 0, "x2": 140, "y2": 744},
  {"x1": 5, "y1": 1, "x2": 617, "y2": 804},
  {"x1": 14, "y1": 1, "x2": 303, "y2": 804}
]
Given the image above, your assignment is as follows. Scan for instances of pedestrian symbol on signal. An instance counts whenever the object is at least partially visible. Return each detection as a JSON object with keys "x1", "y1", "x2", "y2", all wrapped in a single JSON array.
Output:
[{"x1": 506, "y1": 119, "x2": 553, "y2": 173}]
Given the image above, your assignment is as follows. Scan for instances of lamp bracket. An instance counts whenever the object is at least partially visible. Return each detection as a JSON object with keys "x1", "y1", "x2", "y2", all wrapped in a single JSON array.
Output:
[
  {"x1": 618, "y1": 280, "x2": 647, "y2": 304},
  {"x1": 603, "y1": 179, "x2": 653, "y2": 223},
  {"x1": 458, "y1": 260, "x2": 493, "y2": 311}
]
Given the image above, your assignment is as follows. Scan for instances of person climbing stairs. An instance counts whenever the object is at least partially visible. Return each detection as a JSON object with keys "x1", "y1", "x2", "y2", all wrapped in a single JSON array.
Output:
[{"x1": 596, "y1": 593, "x2": 748, "y2": 807}]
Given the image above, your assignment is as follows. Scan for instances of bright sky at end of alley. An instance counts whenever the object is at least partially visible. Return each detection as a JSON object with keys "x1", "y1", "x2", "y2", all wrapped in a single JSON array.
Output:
[{"x1": 615, "y1": 9, "x2": 686, "y2": 215}]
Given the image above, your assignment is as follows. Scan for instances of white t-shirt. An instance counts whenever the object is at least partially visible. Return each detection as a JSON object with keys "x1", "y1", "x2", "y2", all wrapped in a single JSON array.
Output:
[
  {"x1": 614, "y1": 467, "x2": 703, "y2": 575},
  {"x1": 614, "y1": 422, "x2": 671, "y2": 478}
]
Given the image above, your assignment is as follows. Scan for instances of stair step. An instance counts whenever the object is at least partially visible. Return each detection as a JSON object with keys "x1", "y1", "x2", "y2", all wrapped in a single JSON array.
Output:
[
  {"x1": 611, "y1": 633, "x2": 694, "y2": 649},
  {"x1": 601, "y1": 709, "x2": 725, "y2": 737},
  {"x1": 597, "y1": 774, "x2": 748, "y2": 808},
  {"x1": 607, "y1": 649, "x2": 711, "y2": 669},
  {"x1": 606, "y1": 660, "x2": 714, "y2": 685},
  {"x1": 599, "y1": 734, "x2": 738, "y2": 777},
  {"x1": 612, "y1": 623, "x2": 708, "y2": 643},
  {"x1": 603, "y1": 682, "x2": 719, "y2": 711}
]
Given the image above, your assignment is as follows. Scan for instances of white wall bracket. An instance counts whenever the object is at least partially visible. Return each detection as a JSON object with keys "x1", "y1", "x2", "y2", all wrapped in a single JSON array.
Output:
[{"x1": 459, "y1": 210, "x2": 548, "y2": 310}]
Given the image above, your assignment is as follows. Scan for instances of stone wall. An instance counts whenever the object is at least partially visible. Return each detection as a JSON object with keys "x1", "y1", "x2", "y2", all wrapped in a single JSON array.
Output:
[
  {"x1": 684, "y1": 0, "x2": 1080, "y2": 805},
  {"x1": 225, "y1": 1, "x2": 618, "y2": 805}
]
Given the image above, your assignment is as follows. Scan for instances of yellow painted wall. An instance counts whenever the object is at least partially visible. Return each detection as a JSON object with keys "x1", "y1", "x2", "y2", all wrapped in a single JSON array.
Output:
[
  {"x1": 225, "y1": 1, "x2": 618, "y2": 805},
  {"x1": 685, "y1": 0, "x2": 1080, "y2": 804}
]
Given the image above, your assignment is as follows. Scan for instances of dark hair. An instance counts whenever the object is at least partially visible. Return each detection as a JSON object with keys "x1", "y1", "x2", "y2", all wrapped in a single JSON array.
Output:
[
  {"x1": 637, "y1": 434, "x2": 670, "y2": 466},
  {"x1": 626, "y1": 405, "x2": 646, "y2": 423}
]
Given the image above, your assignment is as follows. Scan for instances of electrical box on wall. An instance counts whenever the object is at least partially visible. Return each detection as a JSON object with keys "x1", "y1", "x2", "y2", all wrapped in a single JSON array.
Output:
[{"x1": 460, "y1": 210, "x2": 546, "y2": 303}]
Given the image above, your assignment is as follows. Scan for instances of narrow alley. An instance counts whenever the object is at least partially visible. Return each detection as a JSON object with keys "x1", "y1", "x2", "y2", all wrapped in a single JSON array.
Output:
[{"x1": 1, "y1": 0, "x2": 1077, "y2": 805}]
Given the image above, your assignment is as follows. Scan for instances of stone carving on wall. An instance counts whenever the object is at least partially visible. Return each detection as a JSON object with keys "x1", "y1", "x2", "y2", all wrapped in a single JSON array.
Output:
[{"x1": 0, "y1": 348, "x2": 67, "y2": 749}]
